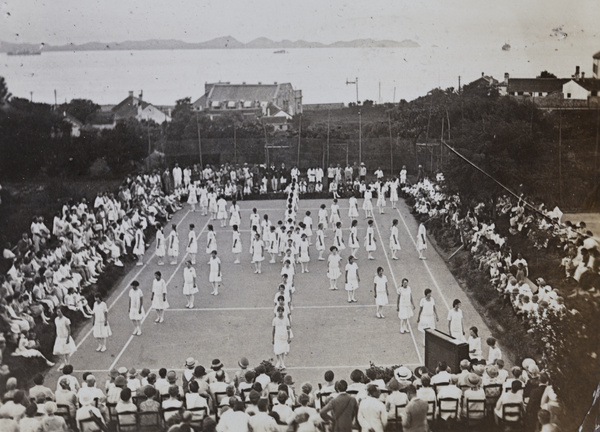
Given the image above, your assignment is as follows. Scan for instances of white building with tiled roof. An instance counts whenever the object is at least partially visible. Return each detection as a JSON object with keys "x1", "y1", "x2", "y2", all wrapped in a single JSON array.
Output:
[{"x1": 112, "y1": 91, "x2": 171, "y2": 123}]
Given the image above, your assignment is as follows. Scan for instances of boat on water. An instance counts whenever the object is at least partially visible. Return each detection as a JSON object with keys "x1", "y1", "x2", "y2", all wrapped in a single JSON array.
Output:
[
  {"x1": 273, "y1": 49, "x2": 287, "y2": 54},
  {"x1": 7, "y1": 50, "x2": 41, "y2": 56},
  {"x1": 502, "y1": 43, "x2": 511, "y2": 51}
]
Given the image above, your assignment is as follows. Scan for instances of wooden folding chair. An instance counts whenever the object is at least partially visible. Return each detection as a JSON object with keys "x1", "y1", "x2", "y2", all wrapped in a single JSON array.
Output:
[
  {"x1": 115, "y1": 410, "x2": 137, "y2": 432},
  {"x1": 137, "y1": 410, "x2": 161, "y2": 432},
  {"x1": 465, "y1": 398, "x2": 486, "y2": 428}
]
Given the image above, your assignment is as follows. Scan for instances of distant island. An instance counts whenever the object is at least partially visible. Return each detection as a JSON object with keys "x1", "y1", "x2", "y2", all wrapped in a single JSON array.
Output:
[{"x1": 0, "y1": 36, "x2": 420, "y2": 53}]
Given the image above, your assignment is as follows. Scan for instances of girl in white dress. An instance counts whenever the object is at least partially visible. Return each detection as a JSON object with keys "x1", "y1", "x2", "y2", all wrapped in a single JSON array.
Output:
[
  {"x1": 167, "y1": 224, "x2": 179, "y2": 265},
  {"x1": 364, "y1": 219, "x2": 377, "y2": 260},
  {"x1": 315, "y1": 223, "x2": 326, "y2": 261},
  {"x1": 448, "y1": 299, "x2": 465, "y2": 341},
  {"x1": 344, "y1": 255, "x2": 360, "y2": 303},
  {"x1": 151, "y1": 271, "x2": 169, "y2": 324},
  {"x1": 374, "y1": 267, "x2": 389, "y2": 318},
  {"x1": 327, "y1": 246, "x2": 342, "y2": 290},
  {"x1": 333, "y1": 222, "x2": 346, "y2": 251},
  {"x1": 329, "y1": 199, "x2": 341, "y2": 230},
  {"x1": 92, "y1": 294, "x2": 111, "y2": 352},
  {"x1": 318, "y1": 204, "x2": 329, "y2": 231},
  {"x1": 128, "y1": 281, "x2": 144, "y2": 336},
  {"x1": 376, "y1": 182, "x2": 387, "y2": 214},
  {"x1": 186, "y1": 224, "x2": 198, "y2": 265},
  {"x1": 182, "y1": 260, "x2": 198, "y2": 309},
  {"x1": 417, "y1": 222, "x2": 427, "y2": 260},
  {"x1": 416, "y1": 289, "x2": 439, "y2": 335},
  {"x1": 396, "y1": 278, "x2": 415, "y2": 333},
  {"x1": 250, "y1": 208, "x2": 261, "y2": 242},
  {"x1": 468, "y1": 326, "x2": 482, "y2": 360},
  {"x1": 348, "y1": 219, "x2": 360, "y2": 259},
  {"x1": 261, "y1": 214, "x2": 272, "y2": 239},
  {"x1": 216, "y1": 196, "x2": 228, "y2": 227},
  {"x1": 208, "y1": 250, "x2": 222, "y2": 295},
  {"x1": 303, "y1": 211, "x2": 313, "y2": 244},
  {"x1": 232, "y1": 224, "x2": 242, "y2": 264},
  {"x1": 251, "y1": 233, "x2": 265, "y2": 274},
  {"x1": 268, "y1": 226, "x2": 279, "y2": 263},
  {"x1": 389, "y1": 178, "x2": 399, "y2": 209},
  {"x1": 155, "y1": 226, "x2": 166, "y2": 265},
  {"x1": 272, "y1": 307, "x2": 291, "y2": 369},
  {"x1": 390, "y1": 219, "x2": 401, "y2": 260},
  {"x1": 133, "y1": 225, "x2": 145, "y2": 266},
  {"x1": 298, "y1": 234, "x2": 310, "y2": 273},
  {"x1": 198, "y1": 185, "x2": 208, "y2": 216},
  {"x1": 348, "y1": 194, "x2": 359, "y2": 220},
  {"x1": 187, "y1": 183, "x2": 198, "y2": 212},
  {"x1": 363, "y1": 188, "x2": 374, "y2": 219},
  {"x1": 207, "y1": 189, "x2": 218, "y2": 220},
  {"x1": 206, "y1": 225, "x2": 217, "y2": 254},
  {"x1": 229, "y1": 199, "x2": 241, "y2": 227},
  {"x1": 54, "y1": 307, "x2": 77, "y2": 369}
]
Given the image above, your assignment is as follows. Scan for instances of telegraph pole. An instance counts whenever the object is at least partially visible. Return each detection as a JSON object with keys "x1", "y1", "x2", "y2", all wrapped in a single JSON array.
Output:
[{"x1": 346, "y1": 77, "x2": 359, "y2": 103}]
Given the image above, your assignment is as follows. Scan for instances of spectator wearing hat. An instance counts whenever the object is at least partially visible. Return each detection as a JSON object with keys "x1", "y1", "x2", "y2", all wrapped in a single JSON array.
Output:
[
  {"x1": 385, "y1": 379, "x2": 409, "y2": 421},
  {"x1": 457, "y1": 359, "x2": 472, "y2": 387},
  {"x1": 358, "y1": 385, "x2": 388, "y2": 432},
  {"x1": 234, "y1": 357, "x2": 249, "y2": 387},
  {"x1": 207, "y1": 359, "x2": 230, "y2": 384},
  {"x1": 104, "y1": 369, "x2": 119, "y2": 394},
  {"x1": 108, "y1": 376, "x2": 127, "y2": 404},
  {"x1": 320, "y1": 380, "x2": 358, "y2": 432},
  {"x1": 494, "y1": 380, "x2": 524, "y2": 423},
  {"x1": 182, "y1": 357, "x2": 196, "y2": 393},
  {"x1": 78, "y1": 375, "x2": 105, "y2": 408},
  {"x1": 126, "y1": 368, "x2": 141, "y2": 392},
  {"x1": 437, "y1": 375, "x2": 462, "y2": 420},
  {"x1": 76, "y1": 391, "x2": 106, "y2": 428},
  {"x1": 56, "y1": 377, "x2": 78, "y2": 418},
  {"x1": 166, "y1": 371, "x2": 184, "y2": 398},
  {"x1": 41, "y1": 401, "x2": 68, "y2": 432},
  {"x1": 462, "y1": 373, "x2": 485, "y2": 419}
]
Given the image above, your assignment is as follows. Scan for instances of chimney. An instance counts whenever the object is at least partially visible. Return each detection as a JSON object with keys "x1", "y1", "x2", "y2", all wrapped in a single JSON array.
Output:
[
  {"x1": 575, "y1": 66, "x2": 580, "y2": 79},
  {"x1": 274, "y1": 81, "x2": 278, "y2": 84},
  {"x1": 582, "y1": 72, "x2": 585, "y2": 80},
  {"x1": 129, "y1": 90, "x2": 134, "y2": 98},
  {"x1": 139, "y1": 90, "x2": 143, "y2": 101},
  {"x1": 504, "y1": 73, "x2": 509, "y2": 84},
  {"x1": 481, "y1": 72, "x2": 484, "y2": 77},
  {"x1": 258, "y1": 82, "x2": 262, "y2": 85}
]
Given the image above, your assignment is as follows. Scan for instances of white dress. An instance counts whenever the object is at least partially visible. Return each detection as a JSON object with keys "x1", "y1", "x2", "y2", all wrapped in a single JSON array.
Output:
[
  {"x1": 468, "y1": 336, "x2": 482, "y2": 359},
  {"x1": 206, "y1": 231, "x2": 217, "y2": 254},
  {"x1": 207, "y1": 193, "x2": 217, "y2": 213},
  {"x1": 417, "y1": 224, "x2": 427, "y2": 251},
  {"x1": 272, "y1": 316, "x2": 290, "y2": 355},
  {"x1": 268, "y1": 231, "x2": 279, "y2": 254},
  {"x1": 345, "y1": 262, "x2": 359, "y2": 291},
  {"x1": 390, "y1": 226, "x2": 401, "y2": 252},
  {"x1": 298, "y1": 240, "x2": 310, "y2": 263},
  {"x1": 92, "y1": 302, "x2": 112, "y2": 338},
  {"x1": 334, "y1": 228, "x2": 346, "y2": 250},
  {"x1": 155, "y1": 230, "x2": 166, "y2": 258},
  {"x1": 216, "y1": 199, "x2": 228, "y2": 220},
  {"x1": 315, "y1": 230, "x2": 325, "y2": 251},
  {"x1": 183, "y1": 267, "x2": 198, "y2": 295},
  {"x1": 318, "y1": 209, "x2": 329, "y2": 230},
  {"x1": 128, "y1": 289, "x2": 144, "y2": 320},
  {"x1": 186, "y1": 231, "x2": 198, "y2": 254},
  {"x1": 327, "y1": 254, "x2": 342, "y2": 279},
  {"x1": 229, "y1": 204, "x2": 241, "y2": 227},
  {"x1": 374, "y1": 275, "x2": 388, "y2": 306},
  {"x1": 303, "y1": 216, "x2": 313, "y2": 237},
  {"x1": 167, "y1": 231, "x2": 179, "y2": 257},
  {"x1": 349, "y1": 226, "x2": 360, "y2": 249},
  {"x1": 208, "y1": 256, "x2": 222, "y2": 282},
  {"x1": 330, "y1": 204, "x2": 341, "y2": 226},
  {"x1": 390, "y1": 180, "x2": 399, "y2": 203},
  {"x1": 364, "y1": 226, "x2": 377, "y2": 252},
  {"x1": 187, "y1": 184, "x2": 198, "y2": 204},
  {"x1": 348, "y1": 196, "x2": 359, "y2": 218},
  {"x1": 447, "y1": 308, "x2": 465, "y2": 341},
  {"x1": 418, "y1": 297, "x2": 436, "y2": 332},
  {"x1": 53, "y1": 316, "x2": 77, "y2": 355},
  {"x1": 151, "y1": 278, "x2": 169, "y2": 310},
  {"x1": 251, "y1": 240, "x2": 265, "y2": 263},
  {"x1": 363, "y1": 190, "x2": 374, "y2": 211},
  {"x1": 133, "y1": 229, "x2": 145, "y2": 255},
  {"x1": 232, "y1": 231, "x2": 242, "y2": 253},
  {"x1": 396, "y1": 286, "x2": 414, "y2": 319}
]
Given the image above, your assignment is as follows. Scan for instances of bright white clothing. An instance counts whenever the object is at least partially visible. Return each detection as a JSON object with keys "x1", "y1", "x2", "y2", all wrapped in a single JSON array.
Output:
[
  {"x1": 374, "y1": 275, "x2": 388, "y2": 306},
  {"x1": 208, "y1": 256, "x2": 222, "y2": 282},
  {"x1": 345, "y1": 262, "x2": 359, "y2": 291},
  {"x1": 447, "y1": 308, "x2": 465, "y2": 341},
  {"x1": 418, "y1": 297, "x2": 436, "y2": 332},
  {"x1": 151, "y1": 278, "x2": 169, "y2": 310}
]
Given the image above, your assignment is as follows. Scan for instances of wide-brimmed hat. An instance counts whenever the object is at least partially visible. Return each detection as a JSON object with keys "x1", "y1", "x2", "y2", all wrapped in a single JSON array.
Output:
[
  {"x1": 128, "y1": 368, "x2": 137, "y2": 378},
  {"x1": 486, "y1": 365, "x2": 499, "y2": 378},
  {"x1": 109, "y1": 369, "x2": 119, "y2": 378},
  {"x1": 394, "y1": 366, "x2": 412, "y2": 381},
  {"x1": 185, "y1": 357, "x2": 196, "y2": 368},
  {"x1": 467, "y1": 373, "x2": 481, "y2": 387},
  {"x1": 413, "y1": 366, "x2": 428, "y2": 379},
  {"x1": 211, "y1": 359, "x2": 224, "y2": 370},
  {"x1": 522, "y1": 358, "x2": 536, "y2": 370},
  {"x1": 284, "y1": 375, "x2": 295, "y2": 385},
  {"x1": 238, "y1": 357, "x2": 249, "y2": 369},
  {"x1": 140, "y1": 368, "x2": 150, "y2": 378},
  {"x1": 118, "y1": 367, "x2": 128, "y2": 375},
  {"x1": 167, "y1": 371, "x2": 177, "y2": 383},
  {"x1": 80, "y1": 393, "x2": 94, "y2": 406},
  {"x1": 528, "y1": 364, "x2": 540, "y2": 378},
  {"x1": 115, "y1": 376, "x2": 127, "y2": 387},
  {"x1": 194, "y1": 365, "x2": 206, "y2": 377}
]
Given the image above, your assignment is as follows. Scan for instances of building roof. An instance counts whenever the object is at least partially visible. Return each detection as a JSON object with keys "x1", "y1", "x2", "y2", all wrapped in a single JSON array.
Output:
[
  {"x1": 63, "y1": 113, "x2": 83, "y2": 127},
  {"x1": 207, "y1": 83, "x2": 279, "y2": 103},
  {"x1": 507, "y1": 78, "x2": 569, "y2": 93},
  {"x1": 593, "y1": 51, "x2": 600, "y2": 60},
  {"x1": 86, "y1": 111, "x2": 116, "y2": 125},
  {"x1": 112, "y1": 95, "x2": 150, "y2": 119},
  {"x1": 568, "y1": 78, "x2": 600, "y2": 92}
]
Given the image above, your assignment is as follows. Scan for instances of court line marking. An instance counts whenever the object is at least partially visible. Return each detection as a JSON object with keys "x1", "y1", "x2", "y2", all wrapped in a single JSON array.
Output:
[
  {"x1": 73, "y1": 364, "x2": 423, "y2": 374},
  {"x1": 164, "y1": 304, "x2": 398, "y2": 312},
  {"x1": 75, "y1": 209, "x2": 192, "y2": 349},
  {"x1": 108, "y1": 216, "x2": 211, "y2": 370},
  {"x1": 372, "y1": 215, "x2": 424, "y2": 365},
  {"x1": 395, "y1": 207, "x2": 451, "y2": 311}
]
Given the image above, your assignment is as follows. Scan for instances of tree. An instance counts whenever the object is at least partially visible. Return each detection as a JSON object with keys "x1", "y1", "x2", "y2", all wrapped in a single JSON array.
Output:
[
  {"x1": 537, "y1": 70, "x2": 558, "y2": 79},
  {"x1": 59, "y1": 99, "x2": 100, "y2": 123},
  {"x1": 0, "y1": 76, "x2": 11, "y2": 107}
]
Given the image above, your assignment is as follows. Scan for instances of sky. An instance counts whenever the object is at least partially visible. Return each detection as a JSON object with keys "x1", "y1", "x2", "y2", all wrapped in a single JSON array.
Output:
[{"x1": 1, "y1": 0, "x2": 599, "y2": 50}]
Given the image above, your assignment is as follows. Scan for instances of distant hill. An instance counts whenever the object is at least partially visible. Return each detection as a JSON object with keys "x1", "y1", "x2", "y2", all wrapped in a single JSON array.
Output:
[{"x1": 0, "y1": 37, "x2": 419, "y2": 53}]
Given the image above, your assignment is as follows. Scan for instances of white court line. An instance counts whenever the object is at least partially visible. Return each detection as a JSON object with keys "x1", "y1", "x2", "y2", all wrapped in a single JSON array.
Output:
[
  {"x1": 165, "y1": 304, "x2": 396, "y2": 312},
  {"x1": 372, "y1": 216, "x2": 424, "y2": 365},
  {"x1": 73, "y1": 363, "x2": 423, "y2": 374},
  {"x1": 108, "y1": 216, "x2": 211, "y2": 370},
  {"x1": 75, "y1": 209, "x2": 192, "y2": 349},
  {"x1": 396, "y1": 208, "x2": 451, "y2": 311}
]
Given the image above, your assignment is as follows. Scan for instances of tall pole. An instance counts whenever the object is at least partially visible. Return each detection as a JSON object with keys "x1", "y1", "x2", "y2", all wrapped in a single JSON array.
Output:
[
  {"x1": 146, "y1": 121, "x2": 152, "y2": 172},
  {"x1": 196, "y1": 111, "x2": 203, "y2": 167},
  {"x1": 595, "y1": 104, "x2": 599, "y2": 189},
  {"x1": 297, "y1": 114, "x2": 302, "y2": 167},
  {"x1": 356, "y1": 77, "x2": 359, "y2": 103},
  {"x1": 54, "y1": 89, "x2": 57, "y2": 109},
  {"x1": 233, "y1": 122, "x2": 237, "y2": 164},
  {"x1": 558, "y1": 107, "x2": 563, "y2": 206},
  {"x1": 326, "y1": 109, "x2": 330, "y2": 170},
  {"x1": 388, "y1": 112, "x2": 393, "y2": 174},
  {"x1": 358, "y1": 110, "x2": 362, "y2": 165}
]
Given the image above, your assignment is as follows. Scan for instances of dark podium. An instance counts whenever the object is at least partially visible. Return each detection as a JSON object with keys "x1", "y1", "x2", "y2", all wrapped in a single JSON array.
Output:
[{"x1": 424, "y1": 329, "x2": 470, "y2": 373}]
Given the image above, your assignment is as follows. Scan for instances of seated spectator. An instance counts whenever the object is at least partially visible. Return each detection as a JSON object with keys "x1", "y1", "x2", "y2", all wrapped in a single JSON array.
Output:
[
  {"x1": 126, "y1": 368, "x2": 141, "y2": 393},
  {"x1": 185, "y1": 380, "x2": 209, "y2": 422},
  {"x1": 0, "y1": 390, "x2": 27, "y2": 421},
  {"x1": 29, "y1": 373, "x2": 55, "y2": 402},
  {"x1": 107, "y1": 376, "x2": 127, "y2": 404},
  {"x1": 139, "y1": 386, "x2": 161, "y2": 412},
  {"x1": 496, "y1": 359, "x2": 509, "y2": 383},
  {"x1": 358, "y1": 385, "x2": 387, "y2": 432},
  {"x1": 155, "y1": 368, "x2": 170, "y2": 396},
  {"x1": 431, "y1": 361, "x2": 451, "y2": 386},
  {"x1": 115, "y1": 388, "x2": 137, "y2": 430},
  {"x1": 56, "y1": 377, "x2": 78, "y2": 418},
  {"x1": 436, "y1": 375, "x2": 462, "y2": 420},
  {"x1": 76, "y1": 392, "x2": 106, "y2": 431},
  {"x1": 416, "y1": 375, "x2": 436, "y2": 405},
  {"x1": 294, "y1": 393, "x2": 318, "y2": 419},
  {"x1": 486, "y1": 337, "x2": 502, "y2": 365},
  {"x1": 217, "y1": 400, "x2": 249, "y2": 432},
  {"x1": 245, "y1": 389, "x2": 261, "y2": 416},
  {"x1": 19, "y1": 403, "x2": 41, "y2": 432},
  {"x1": 538, "y1": 408, "x2": 560, "y2": 432},
  {"x1": 41, "y1": 401, "x2": 68, "y2": 432},
  {"x1": 385, "y1": 379, "x2": 409, "y2": 421},
  {"x1": 2, "y1": 377, "x2": 18, "y2": 401},
  {"x1": 162, "y1": 385, "x2": 183, "y2": 422},
  {"x1": 494, "y1": 380, "x2": 524, "y2": 423},
  {"x1": 462, "y1": 373, "x2": 485, "y2": 419},
  {"x1": 272, "y1": 391, "x2": 293, "y2": 424},
  {"x1": 249, "y1": 398, "x2": 278, "y2": 430}
]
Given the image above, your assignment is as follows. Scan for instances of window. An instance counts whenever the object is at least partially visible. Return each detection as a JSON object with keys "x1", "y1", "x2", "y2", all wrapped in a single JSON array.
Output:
[
  {"x1": 539, "y1": 92, "x2": 544, "y2": 96},
  {"x1": 518, "y1": 92, "x2": 524, "y2": 96},
  {"x1": 567, "y1": 93, "x2": 571, "y2": 98},
  {"x1": 592, "y1": 90, "x2": 598, "y2": 97}
]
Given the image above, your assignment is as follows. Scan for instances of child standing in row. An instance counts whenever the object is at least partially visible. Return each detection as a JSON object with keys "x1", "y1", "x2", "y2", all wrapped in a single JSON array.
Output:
[
  {"x1": 365, "y1": 219, "x2": 377, "y2": 260},
  {"x1": 315, "y1": 223, "x2": 326, "y2": 261},
  {"x1": 349, "y1": 220, "x2": 360, "y2": 259},
  {"x1": 251, "y1": 233, "x2": 265, "y2": 274},
  {"x1": 298, "y1": 233, "x2": 310, "y2": 273},
  {"x1": 344, "y1": 255, "x2": 360, "y2": 303},
  {"x1": 390, "y1": 219, "x2": 401, "y2": 260},
  {"x1": 232, "y1": 225, "x2": 242, "y2": 264},
  {"x1": 208, "y1": 250, "x2": 221, "y2": 295},
  {"x1": 327, "y1": 246, "x2": 342, "y2": 290}
]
